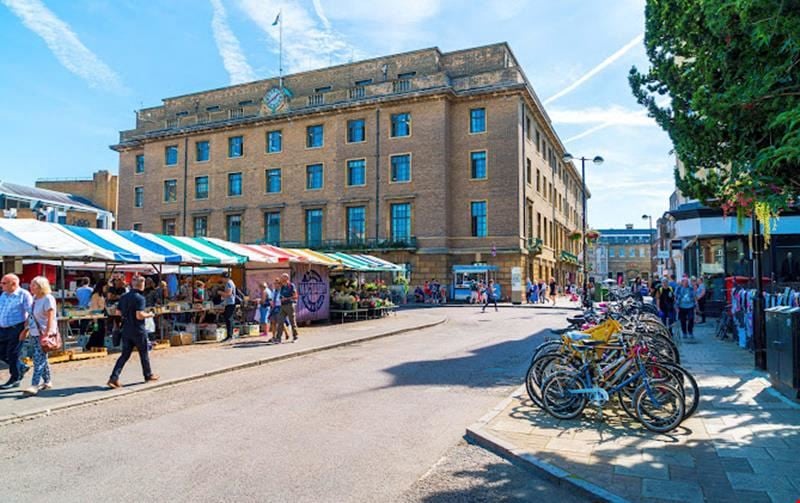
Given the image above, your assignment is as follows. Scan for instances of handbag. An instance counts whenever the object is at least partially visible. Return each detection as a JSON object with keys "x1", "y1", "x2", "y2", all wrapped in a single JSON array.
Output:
[{"x1": 30, "y1": 299, "x2": 62, "y2": 353}]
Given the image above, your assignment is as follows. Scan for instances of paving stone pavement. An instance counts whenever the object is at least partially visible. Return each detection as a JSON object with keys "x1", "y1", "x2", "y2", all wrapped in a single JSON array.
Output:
[{"x1": 469, "y1": 321, "x2": 800, "y2": 503}]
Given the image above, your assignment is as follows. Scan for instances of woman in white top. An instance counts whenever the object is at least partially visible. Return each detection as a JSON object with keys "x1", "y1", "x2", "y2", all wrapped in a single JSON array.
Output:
[
  {"x1": 23, "y1": 276, "x2": 56, "y2": 395},
  {"x1": 258, "y1": 282, "x2": 272, "y2": 337}
]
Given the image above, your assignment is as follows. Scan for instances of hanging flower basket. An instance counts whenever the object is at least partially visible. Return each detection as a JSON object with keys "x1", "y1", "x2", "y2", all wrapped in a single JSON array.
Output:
[
  {"x1": 585, "y1": 230, "x2": 600, "y2": 241},
  {"x1": 568, "y1": 230, "x2": 582, "y2": 241}
]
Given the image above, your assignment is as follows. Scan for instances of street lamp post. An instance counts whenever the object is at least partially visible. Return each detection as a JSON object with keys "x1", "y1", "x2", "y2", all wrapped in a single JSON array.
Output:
[
  {"x1": 562, "y1": 152, "x2": 603, "y2": 308},
  {"x1": 642, "y1": 214, "x2": 654, "y2": 281}
]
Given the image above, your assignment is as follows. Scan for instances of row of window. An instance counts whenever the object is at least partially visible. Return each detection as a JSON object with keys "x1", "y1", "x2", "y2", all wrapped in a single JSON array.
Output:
[
  {"x1": 606, "y1": 247, "x2": 649, "y2": 258},
  {"x1": 133, "y1": 151, "x2": 490, "y2": 205},
  {"x1": 133, "y1": 109, "x2": 487, "y2": 174},
  {"x1": 149, "y1": 201, "x2": 489, "y2": 244}
]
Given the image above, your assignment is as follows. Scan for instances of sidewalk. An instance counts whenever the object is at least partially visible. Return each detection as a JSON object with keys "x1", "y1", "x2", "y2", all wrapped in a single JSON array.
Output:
[
  {"x1": 467, "y1": 322, "x2": 800, "y2": 503},
  {"x1": 0, "y1": 311, "x2": 446, "y2": 425},
  {"x1": 404, "y1": 297, "x2": 581, "y2": 310}
]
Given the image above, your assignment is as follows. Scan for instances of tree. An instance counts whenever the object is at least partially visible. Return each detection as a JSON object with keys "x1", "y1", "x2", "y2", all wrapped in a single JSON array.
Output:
[{"x1": 629, "y1": 0, "x2": 800, "y2": 234}]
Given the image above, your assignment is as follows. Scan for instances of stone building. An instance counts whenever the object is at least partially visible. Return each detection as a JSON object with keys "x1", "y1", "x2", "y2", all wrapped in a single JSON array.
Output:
[
  {"x1": 590, "y1": 225, "x2": 656, "y2": 283},
  {"x1": 0, "y1": 178, "x2": 114, "y2": 229},
  {"x1": 112, "y1": 43, "x2": 586, "y2": 295},
  {"x1": 36, "y1": 170, "x2": 118, "y2": 221}
]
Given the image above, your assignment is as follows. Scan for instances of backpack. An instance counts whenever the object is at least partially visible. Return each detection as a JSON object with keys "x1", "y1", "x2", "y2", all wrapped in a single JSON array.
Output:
[{"x1": 660, "y1": 287, "x2": 675, "y2": 306}]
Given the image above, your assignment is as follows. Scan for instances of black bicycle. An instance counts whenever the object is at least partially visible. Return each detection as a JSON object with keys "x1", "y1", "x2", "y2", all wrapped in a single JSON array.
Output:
[{"x1": 715, "y1": 305, "x2": 733, "y2": 340}]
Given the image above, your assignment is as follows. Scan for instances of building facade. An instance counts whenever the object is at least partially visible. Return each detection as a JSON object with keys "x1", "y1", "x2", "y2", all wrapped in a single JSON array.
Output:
[
  {"x1": 590, "y1": 225, "x2": 656, "y2": 283},
  {"x1": 0, "y1": 178, "x2": 114, "y2": 229},
  {"x1": 112, "y1": 43, "x2": 586, "y2": 295},
  {"x1": 36, "y1": 170, "x2": 118, "y2": 221}
]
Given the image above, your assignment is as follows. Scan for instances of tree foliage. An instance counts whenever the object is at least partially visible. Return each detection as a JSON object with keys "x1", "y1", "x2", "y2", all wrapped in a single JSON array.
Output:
[{"x1": 629, "y1": 0, "x2": 800, "y2": 222}]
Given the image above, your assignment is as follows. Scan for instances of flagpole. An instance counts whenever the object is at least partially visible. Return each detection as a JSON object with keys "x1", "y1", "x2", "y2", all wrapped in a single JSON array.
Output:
[{"x1": 279, "y1": 9, "x2": 283, "y2": 87}]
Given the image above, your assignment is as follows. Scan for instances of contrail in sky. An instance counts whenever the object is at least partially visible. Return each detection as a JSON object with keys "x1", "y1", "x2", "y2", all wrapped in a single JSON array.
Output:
[{"x1": 544, "y1": 33, "x2": 644, "y2": 105}]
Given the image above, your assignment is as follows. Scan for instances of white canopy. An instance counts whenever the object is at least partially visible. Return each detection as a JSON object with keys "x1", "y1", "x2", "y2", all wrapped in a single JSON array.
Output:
[{"x1": 0, "y1": 219, "x2": 116, "y2": 261}]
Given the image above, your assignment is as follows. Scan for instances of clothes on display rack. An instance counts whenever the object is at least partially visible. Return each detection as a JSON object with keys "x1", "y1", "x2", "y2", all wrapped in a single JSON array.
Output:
[{"x1": 730, "y1": 286, "x2": 800, "y2": 349}]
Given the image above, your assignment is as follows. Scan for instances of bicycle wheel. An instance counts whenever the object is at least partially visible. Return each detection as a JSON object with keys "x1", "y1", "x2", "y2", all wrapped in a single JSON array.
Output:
[
  {"x1": 633, "y1": 382, "x2": 685, "y2": 433},
  {"x1": 659, "y1": 362, "x2": 700, "y2": 420},
  {"x1": 529, "y1": 340, "x2": 562, "y2": 365},
  {"x1": 641, "y1": 332, "x2": 680, "y2": 364},
  {"x1": 525, "y1": 353, "x2": 569, "y2": 407},
  {"x1": 541, "y1": 371, "x2": 587, "y2": 420}
]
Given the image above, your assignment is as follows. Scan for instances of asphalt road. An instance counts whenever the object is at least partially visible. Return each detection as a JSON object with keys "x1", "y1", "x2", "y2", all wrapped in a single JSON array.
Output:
[{"x1": 0, "y1": 306, "x2": 580, "y2": 502}]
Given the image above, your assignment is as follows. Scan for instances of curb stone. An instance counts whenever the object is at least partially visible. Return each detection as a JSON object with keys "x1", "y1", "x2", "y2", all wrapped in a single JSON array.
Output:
[
  {"x1": 0, "y1": 316, "x2": 447, "y2": 426},
  {"x1": 464, "y1": 385, "x2": 630, "y2": 503}
]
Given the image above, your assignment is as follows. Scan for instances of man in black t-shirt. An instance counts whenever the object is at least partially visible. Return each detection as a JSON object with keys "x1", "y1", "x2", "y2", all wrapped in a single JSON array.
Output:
[
  {"x1": 656, "y1": 275, "x2": 677, "y2": 332},
  {"x1": 108, "y1": 276, "x2": 159, "y2": 388}
]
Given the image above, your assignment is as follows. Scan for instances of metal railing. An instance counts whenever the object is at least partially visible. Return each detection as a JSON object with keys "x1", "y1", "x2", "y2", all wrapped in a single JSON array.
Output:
[
  {"x1": 349, "y1": 86, "x2": 366, "y2": 99},
  {"x1": 257, "y1": 237, "x2": 417, "y2": 251},
  {"x1": 392, "y1": 79, "x2": 412, "y2": 93},
  {"x1": 307, "y1": 94, "x2": 325, "y2": 106}
]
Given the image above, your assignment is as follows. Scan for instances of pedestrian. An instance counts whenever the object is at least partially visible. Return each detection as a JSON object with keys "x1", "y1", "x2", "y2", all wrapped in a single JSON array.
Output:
[
  {"x1": 694, "y1": 276, "x2": 707, "y2": 324},
  {"x1": 193, "y1": 280, "x2": 206, "y2": 303},
  {"x1": 531, "y1": 280, "x2": 539, "y2": 303},
  {"x1": 85, "y1": 283, "x2": 107, "y2": 350},
  {"x1": 220, "y1": 271, "x2": 237, "y2": 342},
  {"x1": 549, "y1": 277, "x2": 557, "y2": 305},
  {"x1": 276, "y1": 273, "x2": 299, "y2": 342},
  {"x1": 22, "y1": 276, "x2": 57, "y2": 396},
  {"x1": 525, "y1": 278, "x2": 531, "y2": 303},
  {"x1": 107, "y1": 276, "x2": 159, "y2": 388},
  {"x1": 439, "y1": 284, "x2": 447, "y2": 304},
  {"x1": 481, "y1": 280, "x2": 498, "y2": 312},
  {"x1": 675, "y1": 276, "x2": 697, "y2": 341},
  {"x1": 269, "y1": 278, "x2": 282, "y2": 343},
  {"x1": 538, "y1": 281, "x2": 547, "y2": 304},
  {"x1": 0, "y1": 274, "x2": 32, "y2": 389},
  {"x1": 469, "y1": 280, "x2": 479, "y2": 304},
  {"x1": 258, "y1": 281, "x2": 272, "y2": 337},
  {"x1": 656, "y1": 275, "x2": 676, "y2": 334}
]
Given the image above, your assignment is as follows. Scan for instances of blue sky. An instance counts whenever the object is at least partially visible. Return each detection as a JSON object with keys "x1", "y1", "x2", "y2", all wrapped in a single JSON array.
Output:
[{"x1": 0, "y1": 0, "x2": 673, "y2": 230}]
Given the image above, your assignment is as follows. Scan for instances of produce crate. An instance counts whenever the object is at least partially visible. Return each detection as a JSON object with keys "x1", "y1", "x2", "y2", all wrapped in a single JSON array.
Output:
[
  {"x1": 48, "y1": 351, "x2": 73, "y2": 364},
  {"x1": 169, "y1": 332, "x2": 194, "y2": 346},
  {"x1": 71, "y1": 348, "x2": 108, "y2": 361}
]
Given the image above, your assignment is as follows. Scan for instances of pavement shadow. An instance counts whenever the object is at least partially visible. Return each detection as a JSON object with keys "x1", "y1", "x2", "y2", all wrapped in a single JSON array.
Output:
[
  {"x1": 411, "y1": 461, "x2": 567, "y2": 503},
  {"x1": 381, "y1": 329, "x2": 559, "y2": 390},
  {"x1": 0, "y1": 385, "x2": 109, "y2": 401}
]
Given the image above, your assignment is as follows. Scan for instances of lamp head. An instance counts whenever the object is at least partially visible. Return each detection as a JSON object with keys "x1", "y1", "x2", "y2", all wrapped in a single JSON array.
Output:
[
  {"x1": 562, "y1": 153, "x2": 574, "y2": 163},
  {"x1": 642, "y1": 214, "x2": 650, "y2": 220},
  {"x1": 592, "y1": 156, "x2": 604, "y2": 165}
]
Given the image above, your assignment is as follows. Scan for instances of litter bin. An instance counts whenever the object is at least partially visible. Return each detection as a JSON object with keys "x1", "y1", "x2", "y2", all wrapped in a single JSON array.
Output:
[{"x1": 765, "y1": 306, "x2": 800, "y2": 400}]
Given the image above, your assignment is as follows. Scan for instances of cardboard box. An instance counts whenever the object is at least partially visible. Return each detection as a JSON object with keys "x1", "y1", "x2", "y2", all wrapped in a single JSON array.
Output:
[{"x1": 170, "y1": 331, "x2": 194, "y2": 346}]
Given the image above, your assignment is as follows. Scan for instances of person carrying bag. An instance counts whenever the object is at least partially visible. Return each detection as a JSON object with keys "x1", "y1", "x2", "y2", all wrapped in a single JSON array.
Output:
[{"x1": 23, "y1": 276, "x2": 60, "y2": 396}]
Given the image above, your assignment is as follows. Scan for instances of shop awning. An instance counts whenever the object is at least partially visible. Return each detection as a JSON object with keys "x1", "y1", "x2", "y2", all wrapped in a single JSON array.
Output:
[
  {"x1": 154, "y1": 235, "x2": 246, "y2": 265},
  {"x1": 200, "y1": 238, "x2": 281, "y2": 264},
  {"x1": 325, "y1": 252, "x2": 375, "y2": 271},
  {"x1": 353, "y1": 254, "x2": 405, "y2": 272},
  {"x1": 58, "y1": 225, "x2": 171, "y2": 263},
  {"x1": 287, "y1": 248, "x2": 343, "y2": 267},
  {"x1": 118, "y1": 231, "x2": 202, "y2": 264},
  {"x1": 0, "y1": 219, "x2": 117, "y2": 261},
  {"x1": 452, "y1": 264, "x2": 499, "y2": 273}
]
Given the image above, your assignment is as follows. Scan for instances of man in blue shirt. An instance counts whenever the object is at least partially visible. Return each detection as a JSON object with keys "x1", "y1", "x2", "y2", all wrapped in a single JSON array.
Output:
[
  {"x1": 75, "y1": 277, "x2": 93, "y2": 335},
  {"x1": 0, "y1": 274, "x2": 33, "y2": 389},
  {"x1": 75, "y1": 278, "x2": 93, "y2": 308}
]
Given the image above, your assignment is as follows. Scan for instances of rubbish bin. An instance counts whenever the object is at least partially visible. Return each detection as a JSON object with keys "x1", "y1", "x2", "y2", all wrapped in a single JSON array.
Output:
[{"x1": 765, "y1": 306, "x2": 800, "y2": 400}]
